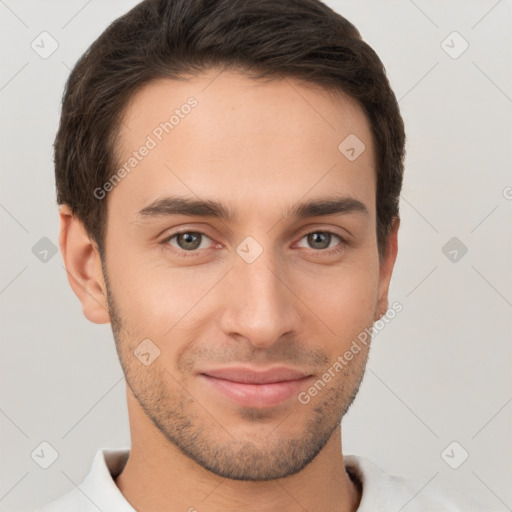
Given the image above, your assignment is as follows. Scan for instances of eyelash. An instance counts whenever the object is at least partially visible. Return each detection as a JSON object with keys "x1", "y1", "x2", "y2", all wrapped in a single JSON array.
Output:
[{"x1": 160, "y1": 229, "x2": 348, "y2": 259}]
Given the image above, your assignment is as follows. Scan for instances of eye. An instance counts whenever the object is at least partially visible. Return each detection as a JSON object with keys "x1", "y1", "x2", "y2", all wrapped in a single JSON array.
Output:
[
  {"x1": 160, "y1": 229, "x2": 347, "y2": 259},
  {"x1": 163, "y1": 231, "x2": 215, "y2": 256},
  {"x1": 296, "y1": 231, "x2": 345, "y2": 253}
]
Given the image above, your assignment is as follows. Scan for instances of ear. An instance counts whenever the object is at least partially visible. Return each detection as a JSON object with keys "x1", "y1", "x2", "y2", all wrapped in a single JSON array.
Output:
[
  {"x1": 374, "y1": 217, "x2": 400, "y2": 321},
  {"x1": 59, "y1": 205, "x2": 110, "y2": 324}
]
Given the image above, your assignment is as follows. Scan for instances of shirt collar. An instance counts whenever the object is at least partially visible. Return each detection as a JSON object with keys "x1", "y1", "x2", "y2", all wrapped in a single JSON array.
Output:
[
  {"x1": 80, "y1": 448, "x2": 400, "y2": 511},
  {"x1": 80, "y1": 447, "x2": 134, "y2": 511}
]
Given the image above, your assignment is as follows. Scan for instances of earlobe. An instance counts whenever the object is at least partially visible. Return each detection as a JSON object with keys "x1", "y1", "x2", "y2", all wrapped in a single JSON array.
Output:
[
  {"x1": 375, "y1": 217, "x2": 400, "y2": 322},
  {"x1": 59, "y1": 205, "x2": 110, "y2": 324}
]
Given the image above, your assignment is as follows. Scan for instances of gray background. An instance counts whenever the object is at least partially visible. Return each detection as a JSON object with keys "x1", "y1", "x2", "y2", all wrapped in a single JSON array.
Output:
[{"x1": 1, "y1": 1, "x2": 511, "y2": 511}]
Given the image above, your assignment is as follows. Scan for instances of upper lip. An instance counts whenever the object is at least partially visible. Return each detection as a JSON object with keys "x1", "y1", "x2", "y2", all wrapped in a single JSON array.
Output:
[{"x1": 200, "y1": 366, "x2": 312, "y2": 384}]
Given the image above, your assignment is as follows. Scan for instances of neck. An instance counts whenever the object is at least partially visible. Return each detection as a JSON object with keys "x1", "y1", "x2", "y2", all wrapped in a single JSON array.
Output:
[{"x1": 115, "y1": 392, "x2": 361, "y2": 512}]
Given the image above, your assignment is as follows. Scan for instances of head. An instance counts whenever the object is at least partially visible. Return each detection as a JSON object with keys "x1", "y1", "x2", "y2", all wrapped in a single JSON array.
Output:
[{"x1": 57, "y1": 0, "x2": 404, "y2": 481}]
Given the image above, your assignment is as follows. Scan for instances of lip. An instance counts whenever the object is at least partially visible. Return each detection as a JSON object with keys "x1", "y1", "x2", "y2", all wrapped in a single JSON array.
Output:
[
  {"x1": 198, "y1": 366, "x2": 314, "y2": 408},
  {"x1": 200, "y1": 366, "x2": 311, "y2": 384}
]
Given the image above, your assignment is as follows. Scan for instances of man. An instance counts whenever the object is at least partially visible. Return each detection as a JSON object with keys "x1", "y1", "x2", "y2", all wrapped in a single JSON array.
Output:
[{"x1": 38, "y1": 0, "x2": 483, "y2": 510}]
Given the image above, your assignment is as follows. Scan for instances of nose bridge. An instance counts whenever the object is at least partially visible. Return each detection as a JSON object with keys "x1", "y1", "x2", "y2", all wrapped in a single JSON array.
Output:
[{"x1": 220, "y1": 236, "x2": 300, "y2": 347}]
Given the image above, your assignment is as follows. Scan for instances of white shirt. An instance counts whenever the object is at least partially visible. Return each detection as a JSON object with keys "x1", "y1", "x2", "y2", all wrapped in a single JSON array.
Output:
[{"x1": 37, "y1": 447, "x2": 485, "y2": 511}]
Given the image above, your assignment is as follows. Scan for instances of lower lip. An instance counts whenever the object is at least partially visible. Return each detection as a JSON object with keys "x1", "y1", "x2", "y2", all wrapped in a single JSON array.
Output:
[{"x1": 199, "y1": 374, "x2": 313, "y2": 408}]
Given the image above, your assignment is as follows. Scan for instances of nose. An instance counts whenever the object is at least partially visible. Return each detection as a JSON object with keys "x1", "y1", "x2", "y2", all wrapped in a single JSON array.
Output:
[{"x1": 219, "y1": 246, "x2": 301, "y2": 349}]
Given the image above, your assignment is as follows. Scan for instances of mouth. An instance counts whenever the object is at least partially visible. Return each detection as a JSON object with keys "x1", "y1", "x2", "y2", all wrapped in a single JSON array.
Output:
[{"x1": 198, "y1": 366, "x2": 314, "y2": 408}]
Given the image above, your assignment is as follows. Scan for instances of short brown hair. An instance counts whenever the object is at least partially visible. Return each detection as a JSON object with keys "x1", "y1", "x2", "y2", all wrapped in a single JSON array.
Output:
[{"x1": 54, "y1": 0, "x2": 405, "y2": 259}]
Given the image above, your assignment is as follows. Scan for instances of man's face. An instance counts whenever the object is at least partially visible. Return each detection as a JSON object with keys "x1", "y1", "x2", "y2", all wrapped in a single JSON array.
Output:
[{"x1": 99, "y1": 69, "x2": 397, "y2": 480}]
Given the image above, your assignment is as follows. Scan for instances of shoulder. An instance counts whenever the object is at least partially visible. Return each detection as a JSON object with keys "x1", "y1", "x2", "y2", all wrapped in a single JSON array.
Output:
[
  {"x1": 35, "y1": 447, "x2": 132, "y2": 512},
  {"x1": 344, "y1": 454, "x2": 487, "y2": 512},
  {"x1": 36, "y1": 488, "x2": 90, "y2": 512}
]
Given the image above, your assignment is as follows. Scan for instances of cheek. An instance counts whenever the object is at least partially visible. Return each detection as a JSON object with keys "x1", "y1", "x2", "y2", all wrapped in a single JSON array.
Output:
[
  {"x1": 329, "y1": 269, "x2": 378, "y2": 319},
  {"x1": 109, "y1": 258, "x2": 217, "y2": 338},
  {"x1": 295, "y1": 258, "x2": 379, "y2": 347},
  {"x1": 107, "y1": 235, "x2": 380, "y2": 347}
]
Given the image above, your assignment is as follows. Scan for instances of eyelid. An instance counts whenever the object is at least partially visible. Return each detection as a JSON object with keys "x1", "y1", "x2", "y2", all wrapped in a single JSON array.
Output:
[
  {"x1": 160, "y1": 225, "x2": 350, "y2": 261},
  {"x1": 160, "y1": 225, "x2": 348, "y2": 244},
  {"x1": 293, "y1": 230, "x2": 348, "y2": 256},
  {"x1": 296, "y1": 230, "x2": 343, "y2": 244},
  {"x1": 161, "y1": 229, "x2": 217, "y2": 251},
  {"x1": 296, "y1": 223, "x2": 350, "y2": 239},
  {"x1": 293, "y1": 223, "x2": 352, "y2": 247}
]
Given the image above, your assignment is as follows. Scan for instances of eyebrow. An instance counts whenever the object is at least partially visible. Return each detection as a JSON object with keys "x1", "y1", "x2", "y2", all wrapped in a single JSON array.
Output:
[{"x1": 135, "y1": 195, "x2": 369, "y2": 222}]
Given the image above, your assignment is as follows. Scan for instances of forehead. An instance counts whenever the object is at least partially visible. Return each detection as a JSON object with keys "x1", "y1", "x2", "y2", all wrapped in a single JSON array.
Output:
[{"x1": 110, "y1": 68, "x2": 376, "y2": 224}]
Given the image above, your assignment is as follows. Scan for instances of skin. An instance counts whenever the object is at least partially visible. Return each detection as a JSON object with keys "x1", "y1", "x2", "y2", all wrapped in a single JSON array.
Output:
[{"x1": 59, "y1": 68, "x2": 399, "y2": 512}]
